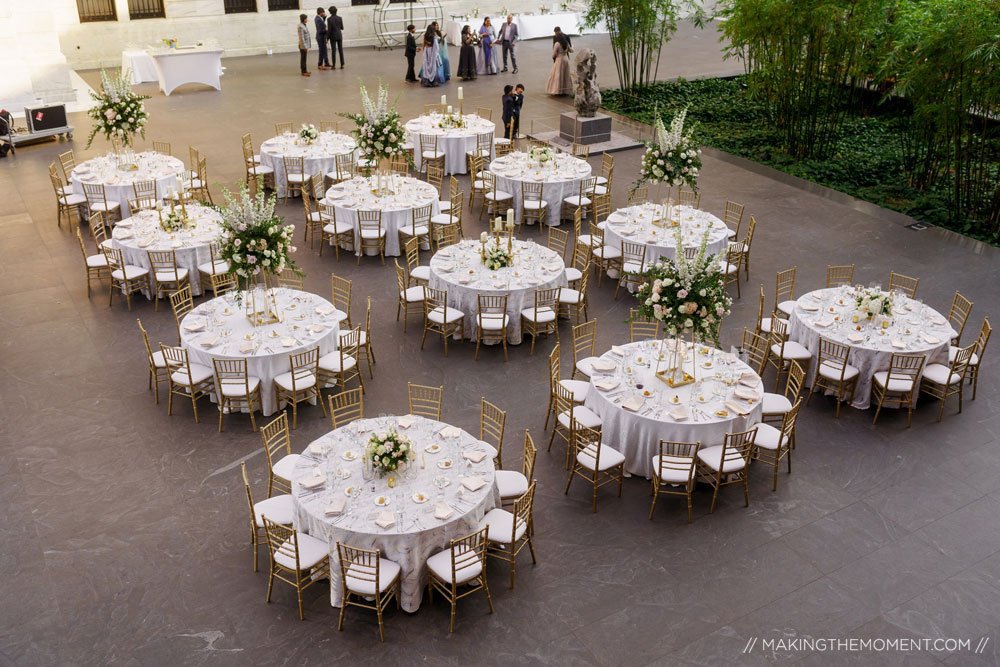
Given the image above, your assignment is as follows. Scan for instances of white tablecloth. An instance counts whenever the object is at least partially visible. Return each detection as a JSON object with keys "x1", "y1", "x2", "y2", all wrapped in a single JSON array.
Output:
[
  {"x1": 602, "y1": 204, "x2": 731, "y2": 270},
  {"x1": 70, "y1": 151, "x2": 186, "y2": 219},
  {"x1": 489, "y1": 151, "x2": 592, "y2": 227},
  {"x1": 405, "y1": 114, "x2": 496, "y2": 175},
  {"x1": 585, "y1": 339, "x2": 764, "y2": 479},
  {"x1": 322, "y1": 176, "x2": 440, "y2": 257},
  {"x1": 259, "y1": 131, "x2": 357, "y2": 198},
  {"x1": 428, "y1": 239, "x2": 567, "y2": 344},
  {"x1": 122, "y1": 50, "x2": 158, "y2": 84},
  {"x1": 787, "y1": 287, "x2": 956, "y2": 409},
  {"x1": 179, "y1": 288, "x2": 344, "y2": 415},
  {"x1": 291, "y1": 415, "x2": 498, "y2": 613},
  {"x1": 111, "y1": 204, "x2": 222, "y2": 296},
  {"x1": 149, "y1": 47, "x2": 224, "y2": 96}
]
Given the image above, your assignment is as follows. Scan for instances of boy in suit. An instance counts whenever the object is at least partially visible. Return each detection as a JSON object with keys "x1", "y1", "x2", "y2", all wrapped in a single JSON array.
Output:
[
  {"x1": 512, "y1": 84, "x2": 524, "y2": 140},
  {"x1": 502, "y1": 85, "x2": 515, "y2": 140},
  {"x1": 404, "y1": 25, "x2": 417, "y2": 83}
]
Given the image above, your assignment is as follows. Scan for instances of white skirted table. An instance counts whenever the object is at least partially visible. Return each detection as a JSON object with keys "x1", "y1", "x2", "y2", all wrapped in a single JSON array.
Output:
[
  {"x1": 404, "y1": 113, "x2": 495, "y2": 175},
  {"x1": 428, "y1": 238, "x2": 567, "y2": 344},
  {"x1": 149, "y1": 47, "x2": 224, "y2": 96},
  {"x1": 291, "y1": 415, "x2": 498, "y2": 612},
  {"x1": 110, "y1": 204, "x2": 222, "y2": 296},
  {"x1": 584, "y1": 339, "x2": 764, "y2": 479},
  {"x1": 179, "y1": 288, "x2": 344, "y2": 416},
  {"x1": 787, "y1": 286, "x2": 956, "y2": 409},
  {"x1": 121, "y1": 50, "x2": 159, "y2": 83},
  {"x1": 70, "y1": 151, "x2": 186, "y2": 219},
  {"x1": 259, "y1": 131, "x2": 357, "y2": 198},
  {"x1": 488, "y1": 151, "x2": 591, "y2": 227},
  {"x1": 322, "y1": 176, "x2": 440, "y2": 257},
  {"x1": 602, "y1": 204, "x2": 731, "y2": 272}
]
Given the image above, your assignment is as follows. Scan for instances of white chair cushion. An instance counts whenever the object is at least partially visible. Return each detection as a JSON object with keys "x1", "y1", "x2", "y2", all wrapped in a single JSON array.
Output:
[
  {"x1": 651, "y1": 455, "x2": 695, "y2": 484},
  {"x1": 496, "y1": 469, "x2": 529, "y2": 500},
  {"x1": 575, "y1": 356, "x2": 599, "y2": 377},
  {"x1": 478, "y1": 313, "x2": 509, "y2": 331},
  {"x1": 494, "y1": 138, "x2": 511, "y2": 145},
  {"x1": 577, "y1": 234, "x2": 594, "y2": 247},
  {"x1": 726, "y1": 228, "x2": 737, "y2": 239},
  {"x1": 777, "y1": 300, "x2": 797, "y2": 316},
  {"x1": 86, "y1": 254, "x2": 108, "y2": 268},
  {"x1": 563, "y1": 196, "x2": 591, "y2": 206},
  {"x1": 770, "y1": 341, "x2": 811, "y2": 360},
  {"x1": 948, "y1": 346, "x2": 979, "y2": 366},
  {"x1": 922, "y1": 363, "x2": 960, "y2": 386},
  {"x1": 479, "y1": 508, "x2": 526, "y2": 544},
  {"x1": 594, "y1": 176, "x2": 608, "y2": 185},
  {"x1": 817, "y1": 359, "x2": 859, "y2": 381},
  {"x1": 111, "y1": 265, "x2": 149, "y2": 281},
  {"x1": 521, "y1": 306, "x2": 556, "y2": 323},
  {"x1": 577, "y1": 443, "x2": 625, "y2": 471},
  {"x1": 360, "y1": 228, "x2": 386, "y2": 240},
  {"x1": 274, "y1": 532, "x2": 328, "y2": 570},
  {"x1": 430, "y1": 213, "x2": 456, "y2": 226},
  {"x1": 753, "y1": 423, "x2": 788, "y2": 451},
  {"x1": 472, "y1": 180, "x2": 485, "y2": 190},
  {"x1": 597, "y1": 221, "x2": 606, "y2": 230},
  {"x1": 322, "y1": 221, "x2": 353, "y2": 235},
  {"x1": 197, "y1": 259, "x2": 229, "y2": 275},
  {"x1": 478, "y1": 441, "x2": 498, "y2": 460},
  {"x1": 621, "y1": 261, "x2": 644, "y2": 274},
  {"x1": 873, "y1": 371, "x2": 914, "y2": 393},
  {"x1": 565, "y1": 267, "x2": 582, "y2": 282},
  {"x1": 760, "y1": 317, "x2": 773, "y2": 334},
  {"x1": 523, "y1": 200, "x2": 547, "y2": 210},
  {"x1": 723, "y1": 263, "x2": 739, "y2": 276},
  {"x1": 557, "y1": 405, "x2": 602, "y2": 430},
  {"x1": 422, "y1": 150, "x2": 445, "y2": 160},
  {"x1": 345, "y1": 558, "x2": 401, "y2": 595},
  {"x1": 592, "y1": 246, "x2": 621, "y2": 260},
  {"x1": 218, "y1": 376, "x2": 261, "y2": 397},
  {"x1": 485, "y1": 190, "x2": 513, "y2": 201},
  {"x1": 697, "y1": 444, "x2": 746, "y2": 473},
  {"x1": 170, "y1": 362, "x2": 213, "y2": 386},
  {"x1": 427, "y1": 547, "x2": 483, "y2": 585},
  {"x1": 60, "y1": 194, "x2": 87, "y2": 206},
  {"x1": 308, "y1": 211, "x2": 323, "y2": 223},
  {"x1": 590, "y1": 185, "x2": 608, "y2": 196},
  {"x1": 272, "y1": 453, "x2": 301, "y2": 481},
  {"x1": 338, "y1": 329, "x2": 368, "y2": 346},
  {"x1": 285, "y1": 173, "x2": 308, "y2": 183},
  {"x1": 253, "y1": 494, "x2": 295, "y2": 527},
  {"x1": 559, "y1": 379, "x2": 590, "y2": 403},
  {"x1": 558, "y1": 288, "x2": 584, "y2": 305},
  {"x1": 399, "y1": 225, "x2": 429, "y2": 237},
  {"x1": 154, "y1": 268, "x2": 189, "y2": 283},
  {"x1": 762, "y1": 392, "x2": 791, "y2": 415},
  {"x1": 89, "y1": 201, "x2": 121, "y2": 212},
  {"x1": 410, "y1": 265, "x2": 431, "y2": 282},
  {"x1": 401, "y1": 286, "x2": 425, "y2": 302},
  {"x1": 274, "y1": 371, "x2": 317, "y2": 392},
  {"x1": 251, "y1": 165, "x2": 275, "y2": 175},
  {"x1": 318, "y1": 353, "x2": 357, "y2": 373},
  {"x1": 439, "y1": 200, "x2": 452, "y2": 211},
  {"x1": 150, "y1": 350, "x2": 166, "y2": 368},
  {"x1": 428, "y1": 306, "x2": 464, "y2": 324}
]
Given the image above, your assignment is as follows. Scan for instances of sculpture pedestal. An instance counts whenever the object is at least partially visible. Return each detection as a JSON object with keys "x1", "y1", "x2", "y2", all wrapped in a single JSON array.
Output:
[{"x1": 559, "y1": 112, "x2": 611, "y2": 146}]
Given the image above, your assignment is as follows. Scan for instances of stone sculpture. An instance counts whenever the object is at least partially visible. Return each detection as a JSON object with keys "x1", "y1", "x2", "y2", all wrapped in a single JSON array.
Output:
[{"x1": 574, "y1": 48, "x2": 600, "y2": 117}]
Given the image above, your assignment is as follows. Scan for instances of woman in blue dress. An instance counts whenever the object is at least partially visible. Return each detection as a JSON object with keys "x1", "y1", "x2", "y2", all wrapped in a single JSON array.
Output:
[
  {"x1": 437, "y1": 26, "x2": 451, "y2": 81},
  {"x1": 477, "y1": 17, "x2": 498, "y2": 75}
]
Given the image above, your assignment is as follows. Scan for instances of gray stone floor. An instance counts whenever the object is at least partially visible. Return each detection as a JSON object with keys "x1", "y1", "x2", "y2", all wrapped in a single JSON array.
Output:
[{"x1": 2, "y1": 27, "x2": 999, "y2": 667}]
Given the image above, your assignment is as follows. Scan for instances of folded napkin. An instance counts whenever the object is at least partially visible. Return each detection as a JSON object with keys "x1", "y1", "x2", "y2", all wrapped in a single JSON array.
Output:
[
  {"x1": 309, "y1": 441, "x2": 330, "y2": 456},
  {"x1": 117, "y1": 231, "x2": 134, "y2": 240},
  {"x1": 463, "y1": 450, "x2": 487, "y2": 463},
  {"x1": 438, "y1": 263, "x2": 455, "y2": 273},
  {"x1": 397, "y1": 415, "x2": 415, "y2": 429},
  {"x1": 610, "y1": 345, "x2": 625, "y2": 356},
  {"x1": 375, "y1": 511, "x2": 395, "y2": 528},
  {"x1": 735, "y1": 387, "x2": 760, "y2": 401},
  {"x1": 461, "y1": 477, "x2": 486, "y2": 491},
  {"x1": 184, "y1": 320, "x2": 205, "y2": 332},
  {"x1": 325, "y1": 497, "x2": 347, "y2": 516},
  {"x1": 848, "y1": 332, "x2": 864, "y2": 343},
  {"x1": 595, "y1": 379, "x2": 620, "y2": 392},
  {"x1": 891, "y1": 338, "x2": 907, "y2": 349},
  {"x1": 724, "y1": 400, "x2": 751, "y2": 416},
  {"x1": 591, "y1": 360, "x2": 617, "y2": 373},
  {"x1": 299, "y1": 474, "x2": 325, "y2": 490},
  {"x1": 316, "y1": 305, "x2": 334, "y2": 316},
  {"x1": 171, "y1": 240, "x2": 183, "y2": 248},
  {"x1": 281, "y1": 337, "x2": 296, "y2": 347},
  {"x1": 239, "y1": 342, "x2": 256, "y2": 354},
  {"x1": 138, "y1": 239, "x2": 153, "y2": 248},
  {"x1": 931, "y1": 316, "x2": 947, "y2": 326},
  {"x1": 199, "y1": 335, "x2": 219, "y2": 348},
  {"x1": 799, "y1": 303, "x2": 820, "y2": 312},
  {"x1": 434, "y1": 502, "x2": 454, "y2": 520},
  {"x1": 738, "y1": 374, "x2": 758, "y2": 388},
  {"x1": 814, "y1": 318, "x2": 834, "y2": 328},
  {"x1": 622, "y1": 394, "x2": 645, "y2": 412},
  {"x1": 308, "y1": 324, "x2": 325, "y2": 334},
  {"x1": 922, "y1": 333, "x2": 940, "y2": 344},
  {"x1": 669, "y1": 406, "x2": 689, "y2": 421},
  {"x1": 438, "y1": 426, "x2": 461, "y2": 439}
]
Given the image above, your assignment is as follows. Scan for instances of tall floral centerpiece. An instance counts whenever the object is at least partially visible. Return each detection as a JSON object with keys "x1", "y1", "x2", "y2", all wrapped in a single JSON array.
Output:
[
  {"x1": 634, "y1": 107, "x2": 702, "y2": 193},
  {"x1": 86, "y1": 69, "x2": 150, "y2": 164},
  {"x1": 216, "y1": 183, "x2": 300, "y2": 324},
  {"x1": 342, "y1": 81, "x2": 409, "y2": 195},
  {"x1": 630, "y1": 226, "x2": 731, "y2": 385}
]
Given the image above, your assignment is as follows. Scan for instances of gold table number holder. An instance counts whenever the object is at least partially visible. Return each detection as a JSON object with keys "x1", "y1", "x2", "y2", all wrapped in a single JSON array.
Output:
[{"x1": 655, "y1": 334, "x2": 697, "y2": 388}]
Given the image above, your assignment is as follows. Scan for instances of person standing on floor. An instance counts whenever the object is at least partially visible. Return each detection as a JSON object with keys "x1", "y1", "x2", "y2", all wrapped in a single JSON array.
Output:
[
  {"x1": 477, "y1": 17, "x2": 498, "y2": 75},
  {"x1": 297, "y1": 14, "x2": 312, "y2": 77},
  {"x1": 315, "y1": 7, "x2": 330, "y2": 70},
  {"x1": 499, "y1": 14, "x2": 518, "y2": 74},
  {"x1": 512, "y1": 83, "x2": 524, "y2": 139},
  {"x1": 327, "y1": 6, "x2": 344, "y2": 69},
  {"x1": 404, "y1": 24, "x2": 417, "y2": 83},
  {"x1": 457, "y1": 25, "x2": 477, "y2": 80},
  {"x1": 546, "y1": 31, "x2": 573, "y2": 95},
  {"x1": 436, "y1": 24, "x2": 451, "y2": 81},
  {"x1": 420, "y1": 24, "x2": 441, "y2": 87},
  {"x1": 502, "y1": 85, "x2": 515, "y2": 140}
]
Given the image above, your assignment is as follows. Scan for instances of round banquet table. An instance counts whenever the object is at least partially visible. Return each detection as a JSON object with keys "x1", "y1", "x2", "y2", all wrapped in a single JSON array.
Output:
[
  {"x1": 110, "y1": 204, "x2": 222, "y2": 296},
  {"x1": 322, "y1": 176, "x2": 441, "y2": 257},
  {"x1": 404, "y1": 113, "x2": 496, "y2": 175},
  {"x1": 584, "y1": 339, "x2": 765, "y2": 479},
  {"x1": 787, "y1": 286, "x2": 957, "y2": 410},
  {"x1": 291, "y1": 415, "x2": 499, "y2": 612},
  {"x1": 259, "y1": 131, "x2": 358, "y2": 198},
  {"x1": 179, "y1": 288, "x2": 345, "y2": 416},
  {"x1": 602, "y1": 204, "x2": 731, "y2": 272},
  {"x1": 488, "y1": 152, "x2": 592, "y2": 227},
  {"x1": 428, "y1": 238, "x2": 568, "y2": 344},
  {"x1": 70, "y1": 151, "x2": 186, "y2": 218}
]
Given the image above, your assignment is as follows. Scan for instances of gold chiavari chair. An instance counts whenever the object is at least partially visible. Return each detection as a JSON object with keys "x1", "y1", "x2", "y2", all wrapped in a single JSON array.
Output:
[
  {"x1": 468, "y1": 153, "x2": 488, "y2": 210},
  {"x1": 465, "y1": 132, "x2": 493, "y2": 175},
  {"x1": 421, "y1": 286, "x2": 464, "y2": 356},
  {"x1": 481, "y1": 480, "x2": 537, "y2": 588},
  {"x1": 418, "y1": 134, "x2": 445, "y2": 175},
  {"x1": 357, "y1": 209, "x2": 386, "y2": 265},
  {"x1": 766, "y1": 318, "x2": 812, "y2": 392},
  {"x1": 763, "y1": 360, "x2": 805, "y2": 433},
  {"x1": 408, "y1": 382, "x2": 443, "y2": 420},
  {"x1": 722, "y1": 246, "x2": 742, "y2": 298},
  {"x1": 826, "y1": 264, "x2": 855, "y2": 288},
  {"x1": 678, "y1": 187, "x2": 701, "y2": 209},
  {"x1": 198, "y1": 242, "x2": 233, "y2": 298},
  {"x1": 395, "y1": 260, "x2": 426, "y2": 331},
  {"x1": 130, "y1": 180, "x2": 158, "y2": 211},
  {"x1": 102, "y1": 245, "x2": 151, "y2": 311},
  {"x1": 649, "y1": 440, "x2": 699, "y2": 522},
  {"x1": 191, "y1": 157, "x2": 212, "y2": 203},
  {"x1": 871, "y1": 352, "x2": 926, "y2": 427},
  {"x1": 480, "y1": 172, "x2": 514, "y2": 219},
  {"x1": 431, "y1": 197, "x2": 464, "y2": 249},
  {"x1": 240, "y1": 461, "x2": 294, "y2": 573},
  {"x1": 723, "y1": 200, "x2": 744, "y2": 240},
  {"x1": 629, "y1": 308, "x2": 660, "y2": 342},
  {"x1": 615, "y1": 240, "x2": 647, "y2": 299},
  {"x1": 754, "y1": 282, "x2": 781, "y2": 337},
  {"x1": 595, "y1": 152, "x2": 614, "y2": 188},
  {"x1": 571, "y1": 318, "x2": 599, "y2": 379},
  {"x1": 169, "y1": 285, "x2": 193, "y2": 344},
  {"x1": 947, "y1": 291, "x2": 973, "y2": 344},
  {"x1": 774, "y1": 266, "x2": 798, "y2": 318},
  {"x1": 434, "y1": 223, "x2": 460, "y2": 250},
  {"x1": 520, "y1": 287, "x2": 559, "y2": 356},
  {"x1": 319, "y1": 204, "x2": 355, "y2": 259},
  {"x1": 243, "y1": 134, "x2": 274, "y2": 190},
  {"x1": 544, "y1": 343, "x2": 562, "y2": 431},
  {"x1": 566, "y1": 240, "x2": 592, "y2": 290},
  {"x1": 741, "y1": 327, "x2": 770, "y2": 378},
  {"x1": 959, "y1": 317, "x2": 990, "y2": 400},
  {"x1": 137, "y1": 318, "x2": 168, "y2": 404},
  {"x1": 357, "y1": 296, "x2": 376, "y2": 378},
  {"x1": 330, "y1": 273, "x2": 352, "y2": 330},
  {"x1": 333, "y1": 152, "x2": 357, "y2": 183},
  {"x1": 399, "y1": 203, "x2": 432, "y2": 251},
  {"x1": 752, "y1": 399, "x2": 801, "y2": 491},
  {"x1": 300, "y1": 175, "x2": 324, "y2": 246},
  {"x1": 319, "y1": 326, "x2": 364, "y2": 394},
  {"x1": 494, "y1": 137, "x2": 514, "y2": 157},
  {"x1": 49, "y1": 162, "x2": 83, "y2": 228},
  {"x1": 920, "y1": 343, "x2": 975, "y2": 421},
  {"x1": 276, "y1": 268, "x2": 303, "y2": 289},
  {"x1": 336, "y1": 543, "x2": 401, "y2": 641},
  {"x1": 274, "y1": 122, "x2": 293, "y2": 135},
  {"x1": 498, "y1": 430, "x2": 536, "y2": 514},
  {"x1": 147, "y1": 249, "x2": 190, "y2": 311},
  {"x1": 160, "y1": 343, "x2": 214, "y2": 423},
  {"x1": 479, "y1": 397, "x2": 506, "y2": 467},
  {"x1": 329, "y1": 387, "x2": 364, "y2": 429},
  {"x1": 274, "y1": 346, "x2": 327, "y2": 429},
  {"x1": 282, "y1": 156, "x2": 307, "y2": 202},
  {"x1": 570, "y1": 142, "x2": 590, "y2": 160},
  {"x1": 548, "y1": 382, "x2": 603, "y2": 468},
  {"x1": 589, "y1": 223, "x2": 620, "y2": 287},
  {"x1": 425, "y1": 162, "x2": 443, "y2": 193},
  {"x1": 558, "y1": 262, "x2": 589, "y2": 324},
  {"x1": 591, "y1": 186, "x2": 612, "y2": 222},
  {"x1": 439, "y1": 175, "x2": 460, "y2": 213},
  {"x1": 152, "y1": 140, "x2": 171, "y2": 155},
  {"x1": 82, "y1": 182, "x2": 122, "y2": 221},
  {"x1": 562, "y1": 177, "x2": 595, "y2": 224},
  {"x1": 627, "y1": 186, "x2": 648, "y2": 206},
  {"x1": 319, "y1": 120, "x2": 339, "y2": 133},
  {"x1": 475, "y1": 293, "x2": 509, "y2": 361},
  {"x1": 697, "y1": 428, "x2": 755, "y2": 513},
  {"x1": 888, "y1": 270, "x2": 919, "y2": 298},
  {"x1": 76, "y1": 228, "x2": 110, "y2": 297},
  {"x1": 521, "y1": 181, "x2": 547, "y2": 230},
  {"x1": 807, "y1": 337, "x2": 859, "y2": 418},
  {"x1": 388, "y1": 154, "x2": 409, "y2": 175},
  {"x1": 260, "y1": 412, "x2": 298, "y2": 496},
  {"x1": 425, "y1": 528, "x2": 493, "y2": 633},
  {"x1": 57, "y1": 149, "x2": 76, "y2": 184},
  {"x1": 187, "y1": 146, "x2": 201, "y2": 181},
  {"x1": 565, "y1": 419, "x2": 624, "y2": 513},
  {"x1": 213, "y1": 357, "x2": 263, "y2": 432},
  {"x1": 738, "y1": 215, "x2": 757, "y2": 280},
  {"x1": 264, "y1": 517, "x2": 331, "y2": 621}
]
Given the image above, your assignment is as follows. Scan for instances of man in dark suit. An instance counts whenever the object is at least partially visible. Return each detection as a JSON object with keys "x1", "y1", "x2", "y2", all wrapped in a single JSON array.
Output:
[
  {"x1": 327, "y1": 6, "x2": 344, "y2": 69},
  {"x1": 502, "y1": 85, "x2": 515, "y2": 140},
  {"x1": 512, "y1": 84, "x2": 524, "y2": 140},
  {"x1": 315, "y1": 7, "x2": 330, "y2": 70},
  {"x1": 404, "y1": 24, "x2": 417, "y2": 83}
]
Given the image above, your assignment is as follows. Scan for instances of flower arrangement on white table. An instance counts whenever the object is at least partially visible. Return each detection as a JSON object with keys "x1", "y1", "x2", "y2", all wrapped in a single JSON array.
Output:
[
  {"x1": 343, "y1": 81, "x2": 409, "y2": 162},
  {"x1": 86, "y1": 68, "x2": 150, "y2": 150},
  {"x1": 366, "y1": 429, "x2": 414, "y2": 476},
  {"x1": 855, "y1": 288, "x2": 894, "y2": 320},
  {"x1": 435, "y1": 112, "x2": 467, "y2": 130},
  {"x1": 528, "y1": 145, "x2": 554, "y2": 167},
  {"x1": 635, "y1": 107, "x2": 702, "y2": 191},
  {"x1": 297, "y1": 123, "x2": 319, "y2": 144}
]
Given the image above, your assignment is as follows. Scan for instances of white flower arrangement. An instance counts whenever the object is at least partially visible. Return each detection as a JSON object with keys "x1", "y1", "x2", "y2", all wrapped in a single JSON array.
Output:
[
  {"x1": 636, "y1": 107, "x2": 702, "y2": 191},
  {"x1": 343, "y1": 81, "x2": 409, "y2": 163},
  {"x1": 160, "y1": 211, "x2": 187, "y2": 233},
  {"x1": 216, "y1": 183, "x2": 299, "y2": 289},
  {"x1": 298, "y1": 123, "x2": 319, "y2": 143},
  {"x1": 366, "y1": 429, "x2": 413, "y2": 475},
  {"x1": 86, "y1": 68, "x2": 150, "y2": 148},
  {"x1": 484, "y1": 242, "x2": 513, "y2": 271},
  {"x1": 528, "y1": 145, "x2": 553, "y2": 166},
  {"x1": 436, "y1": 113, "x2": 467, "y2": 130},
  {"x1": 855, "y1": 288, "x2": 893, "y2": 318}
]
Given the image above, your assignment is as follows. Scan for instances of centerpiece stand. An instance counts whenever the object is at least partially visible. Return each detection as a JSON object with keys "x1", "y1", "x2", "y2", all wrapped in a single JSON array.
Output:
[{"x1": 655, "y1": 335, "x2": 697, "y2": 388}]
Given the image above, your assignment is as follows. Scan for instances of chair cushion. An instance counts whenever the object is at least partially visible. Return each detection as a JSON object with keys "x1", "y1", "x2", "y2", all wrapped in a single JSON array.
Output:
[
  {"x1": 485, "y1": 191, "x2": 513, "y2": 201},
  {"x1": 360, "y1": 228, "x2": 386, "y2": 240},
  {"x1": 274, "y1": 532, "x2": 328, "y2": 570},
  {"x1": 565, "y1": 267, "x2": 582, "y2": 282},
  {"x1": 575, "y1": 356, "x2": 599, "y2": 377},
  {"x1": 594, "y1": 176, "x2": 608, "y2": 186},
  {"x1": 922, "y1": 363, "x2": 960, "y2": 386},
  {"x1": 817, "y1": 359, "x2": 859, "y2": 381},
  {"x1": 577, "y1": 443, "x2": 625, "y2": 471},
  {"x1": 111, "y1": 265, "x2": 149, "y2": 281},
  {"x1": 651, "y1": 455, "x2": 695, "y2": 484},
  {"x1": 558, "y1": 288, "x2": 584, "y2": 305},
  {"x1": 559, "y1": 379, "x2": 590, "y2": 403},
  {"x1": 401, "y1": 286, "x2": 425, "y2": 302},
  {"x1": 399, "y1": 225, "x2": 429, "y2": 237},
  {"x1": 770, "y1": 341, "x2": 811, "y2": 360},
  {"x1": 621, "y1": 261, "x2": 644, "y2": 274},
  {"x1": 557, "y1": 405, "x2": 602, "y2": 430},
  {"x1": 218, "y1": 376, "x2": 261, "y2": 397},
  {"x1": 318, "y1": 352, "x2": 357, "y2": 373},
  {"x1": 285, "y1": 173, "x2": 308, "y2": 183},
  {"x1": 777, "y1": 300, "x2": 797, "y2": 316},
  {"x1": 422, "y1": 150, "x2": 445, "y2": 159},
  {"x1": 723, "y1": 263, "x2": 740, "y2": 276},
  {"x1": 697, "y1": 444, "x2": 746, "y2": 473},
  {"x1": 760, "y1": 317, "x2": 773, "y2": 334},
  {"x1": 154, "y1": 268, "x2": 189, "y2": 283},
  {"x1": 345, "y1": 558, "x2": 401, "y2": 595},
  {"x1": 253, "y1": 494, "x2": 295, "y2": 527},
  {"x1": 410, "y1": 265, "x2": 431, "y2": 282},
  {"x1": 590, "y1": 185, "x2": 608, "y2": 196},
  {"x1": 86, "y1": 254, "x2": 108, "y2": 268},
  {"x1": 439, "y1": 200, "x2": 452, "y2": 211},
  {"x1": 593, "y1": 246, "x2": 621, "y2": 260},
  {"x1": 428, "y1": 306, "x2": 464, "y2": 324},
  {"x1": 521, "y1": 306, "x2": 556, "y2": 323},
  {"x1": 430, "y1": 213, "x2": 456, "y2": 226},
  {"x1": 873, "y1": 371, "x2": 914, "y2": 393},
  {"x1": 89, "y1": 201, "x2": 121, "y2": 212},
  {"x1": 726, "y1": 228, "x2": 737, "y2": 239},
  {"x1": 577, "y1": 234, "x2": 594, "y2": 247},
  {"x1": 170, "y1": 362, "x2": 213, "y2": 386},
  {"x1": 150, "y1": 350, "x2": 166, "y2": 368},
  {"x1": 762, "y1": 392, "x2": 791, "y2": 415},
  {"x1": 753, "y1": 423, "x2": 788, "y2": 451},
  {"x1": 479, "y1": 508, "x2": 527, "y2": 544},
  {"x1": 60, "y1": 194, "x2": 87, "y2": 206},
  {"x1": 496, "y1": 469, "x2": 529, "y2": 500},
  {"x1": 197, "y1": 259, "x2": 229, "y2": 275},
  {"x1": 948, "y1": 346, "x2": 979, "y2": 366},
  {"x1": 427, "y1": 547, "x2": 483, "y2": 585},
  {"x1": 523, "y1": 200, "x2": 547, "y2": 210},
  {"x1": 272, "y1": 453, "x2": 301, "y2": 481},
  {"x1": 563, "y1": 196, "x2": 591, "y2": 207},
  {"x1": 478, "y1": 441, "x2": 498, "y2": 460},
  {"x1": 323, "y1": 221, "x2": 353, "y2": 235},
  {"x1": 274, "y1": 371, "x2": 317, "y2": 392},
  {"x1": 251, "y1": 165, "x2": 275, "y2": 175},
  {"x1": 478, "y1": 313, "x2": 509, "y2": 331}
]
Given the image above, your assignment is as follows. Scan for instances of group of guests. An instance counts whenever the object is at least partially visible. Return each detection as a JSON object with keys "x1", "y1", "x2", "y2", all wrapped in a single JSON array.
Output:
[
  {"x1": 405, "y1": 15, "x2": 520, "y2": 85},
  {"x1": 404, "y1": 21, "x2": 451, "y2": 86},
  {"x1": 296, "y1": 6, "x2": 344, "y2": 76}
]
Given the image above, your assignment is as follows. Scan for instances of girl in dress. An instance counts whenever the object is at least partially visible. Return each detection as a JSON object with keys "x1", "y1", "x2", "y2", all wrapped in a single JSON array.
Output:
[
  {"x1": 456, "y1": 25, "x2": 477, "y2": 80},
  {"x1": 546, "y1": 32, "x2": 573, "y2": 96},
  {"x1": 477, "y1": 17, "x2": 498, "y2": 75},
  {"x1": 419, "y1": 24, "x2": 440, "y2": 87}
]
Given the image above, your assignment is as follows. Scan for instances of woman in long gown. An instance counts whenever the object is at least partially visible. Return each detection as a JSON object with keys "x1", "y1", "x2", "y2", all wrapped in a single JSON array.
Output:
[
  {"x1": 419, "y1": 25, "x2": 440, "y2": 87},
  {"x1": 477, "y1": 17, "x2": 498, "y2": 75},
  {"x1": 456, "y1": 25, "x2": 477, "y2": 80},
  {"x1": 437, "y1": 28, "x2": 451, "y2": 81},
  {"x1": 546, "y1": 32, "x2": 573, "y2": 96}
]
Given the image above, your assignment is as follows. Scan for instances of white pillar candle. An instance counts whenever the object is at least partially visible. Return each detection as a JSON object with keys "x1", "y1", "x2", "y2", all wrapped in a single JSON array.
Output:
[
  {"x1": 506, "y1": 208, "x2": 514, "y2": 228},
  {"x1": 441, "y1": 94, "x2": 447, "y2": 106},
  {"x1": 480, "y1": 231, "x2": 488, "y2": 243},
  {"x1": 447, "y1": 105, "x2": 453, "y2": 114},
  {"x1": 458, "y1": 87, "x2": 464, "y2": 100}
]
